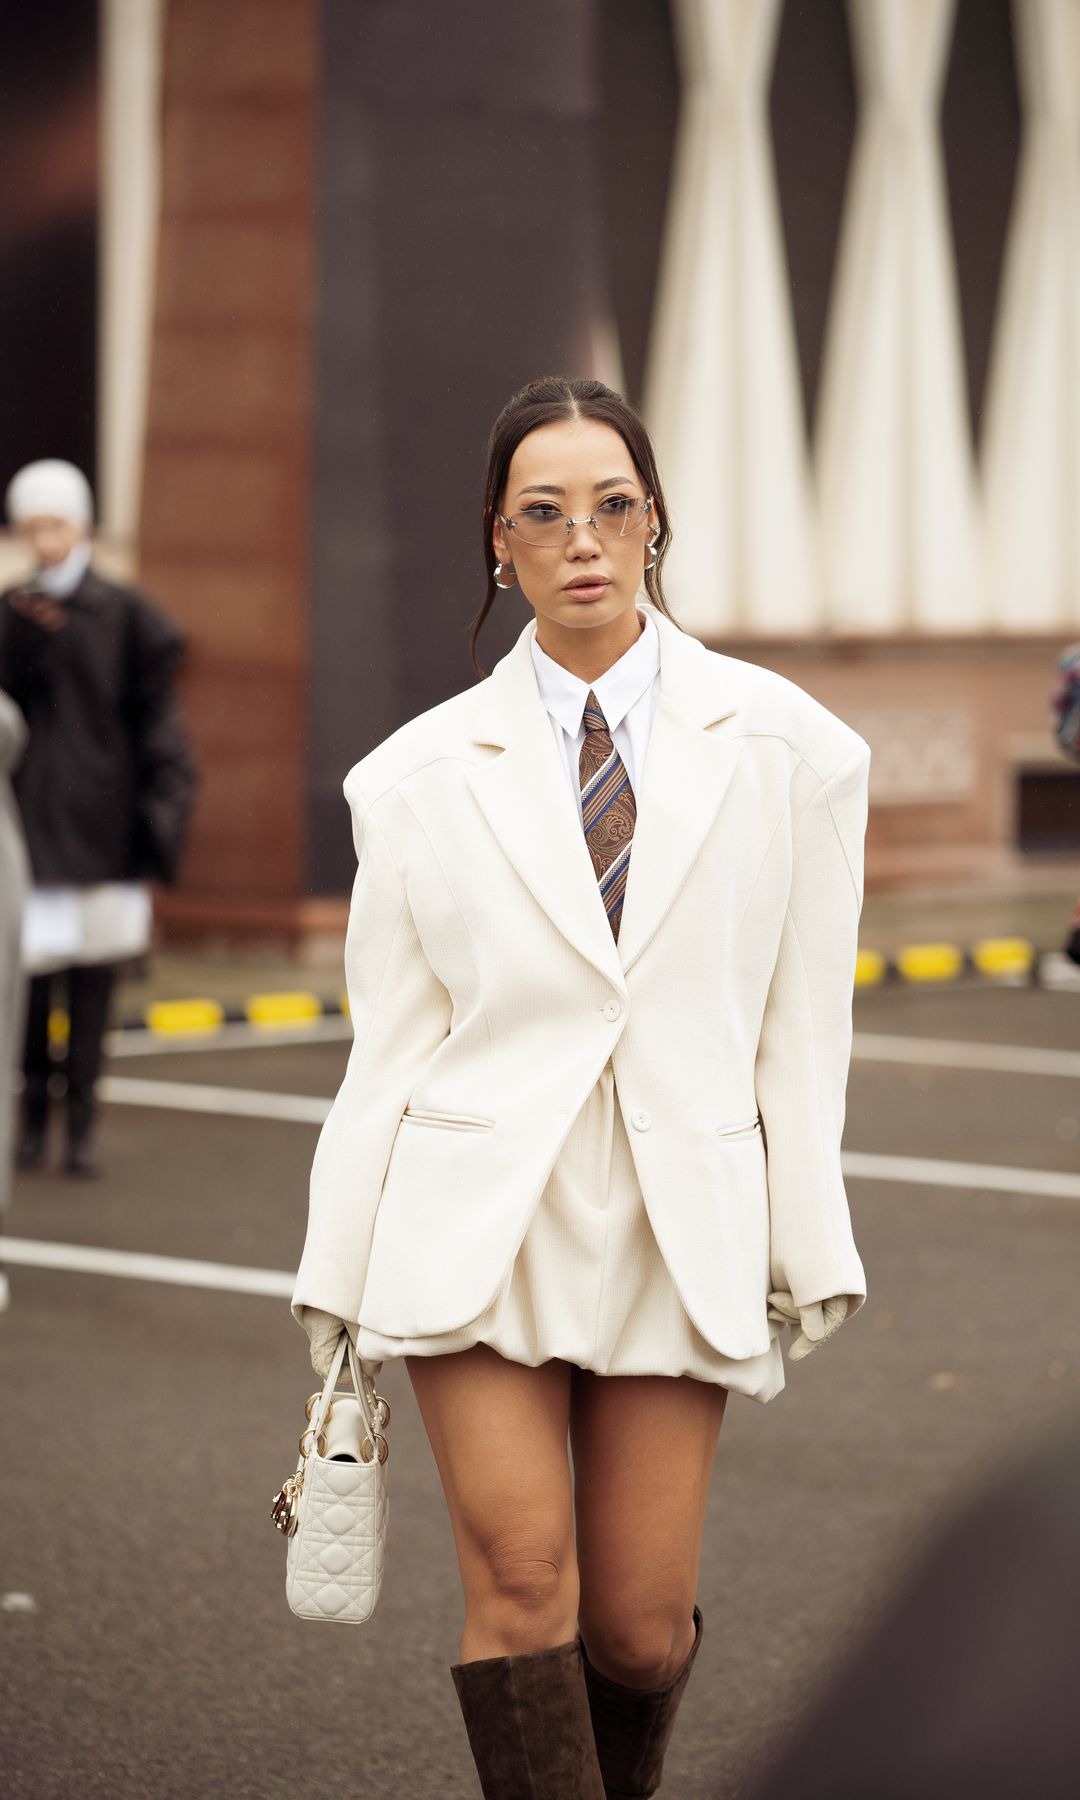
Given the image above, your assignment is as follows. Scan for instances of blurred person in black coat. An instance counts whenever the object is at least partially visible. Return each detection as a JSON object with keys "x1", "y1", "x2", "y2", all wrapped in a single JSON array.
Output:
[
  {"x1": 0, "y1": 459, "x2": 196, "y2": 1177},
  {"x1": 748, "y1": 1413, "x2": 1080, "y2": 1800},
  {"x1": 0, "y1": 687, "x2": 29, "y2": 1305}
]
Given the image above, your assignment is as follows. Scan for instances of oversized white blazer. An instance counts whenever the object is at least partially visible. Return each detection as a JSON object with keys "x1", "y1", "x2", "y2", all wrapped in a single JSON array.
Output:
[{"x1": 293, "y1": 601, "x2": 871, "y2": 1363}]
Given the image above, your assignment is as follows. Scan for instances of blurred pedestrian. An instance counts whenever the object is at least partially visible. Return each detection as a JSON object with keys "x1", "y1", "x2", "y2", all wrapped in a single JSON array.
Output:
[
  {"x1": 1051, "y1": 643, "x2": 1080, "y2": 964},
  {"x1": 0, "y1": 687, "x2": 29, "y2": 1308},
  {"x1": 746, "y1": 1412, "x2": 1080, "y2": 1800},
  {"x1": 0, "y1": 460, "x2": 197, "y2": 1178},
  {"x1": 293, "y1": 377, "x2": 871, "y2": 1798}
]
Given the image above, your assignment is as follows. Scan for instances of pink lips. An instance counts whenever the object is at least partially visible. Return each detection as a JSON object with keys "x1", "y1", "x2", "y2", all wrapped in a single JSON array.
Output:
[{"x1": 564, "y1": 579, "x2": 610, "y2": 597}]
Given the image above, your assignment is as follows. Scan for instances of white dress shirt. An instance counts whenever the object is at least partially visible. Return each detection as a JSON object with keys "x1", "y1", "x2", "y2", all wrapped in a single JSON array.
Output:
[{"x1": 529, "y1": 607, "x2": 660, "y2": 826}]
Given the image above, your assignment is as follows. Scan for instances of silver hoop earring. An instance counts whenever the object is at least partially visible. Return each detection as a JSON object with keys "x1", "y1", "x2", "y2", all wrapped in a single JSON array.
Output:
[
  {"x1": 644, "y1": 538, "x2": 658, "y2": 569},
  {"x1": 494, "y1": 562, "x2": 515, "y2": 589}
]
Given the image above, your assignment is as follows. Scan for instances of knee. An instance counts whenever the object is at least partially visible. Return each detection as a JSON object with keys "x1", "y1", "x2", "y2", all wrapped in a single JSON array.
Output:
[
  {"x1": 581, "y1": 1602, "x2": 696, "y2": 1689},
  {"x1": 470, "y1": 1533, "x2": 579, "y2": 1649},
  {"x1": 489, "y1": 1547, "x2": 566, "y2": 1610}
]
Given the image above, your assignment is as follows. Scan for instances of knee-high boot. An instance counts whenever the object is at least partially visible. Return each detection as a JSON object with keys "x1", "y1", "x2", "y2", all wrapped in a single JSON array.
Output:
[
  {"x1": 451, "y1": 1636, "x2": 607, "y2": 1799},
  {"x1": 579, "y1": 1605, "x2": 704, "y2": 1799}
]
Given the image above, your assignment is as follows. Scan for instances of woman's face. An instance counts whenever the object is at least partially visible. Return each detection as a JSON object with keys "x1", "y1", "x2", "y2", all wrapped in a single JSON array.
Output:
[{"x1": 492, "y1": 418, "x2": 657, "y2": 637}]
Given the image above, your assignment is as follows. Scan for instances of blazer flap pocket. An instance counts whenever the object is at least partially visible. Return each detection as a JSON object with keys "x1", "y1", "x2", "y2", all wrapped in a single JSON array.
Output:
[
  {"x1": 715, "y1": 1115, "x2": 762, "y2": 1141},
  {"x1": 402, "y1": 1106, "x2": 495, "y2": 1133}
]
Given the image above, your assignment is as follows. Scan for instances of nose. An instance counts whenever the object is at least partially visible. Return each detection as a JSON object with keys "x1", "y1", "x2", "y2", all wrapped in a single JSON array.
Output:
[{"x1": 566, "y1": 518, "x2": 601, "y2": 555}]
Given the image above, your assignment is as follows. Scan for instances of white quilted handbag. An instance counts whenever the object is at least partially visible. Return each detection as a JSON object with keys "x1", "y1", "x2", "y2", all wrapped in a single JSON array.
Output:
[{"x1": 271, "y1": 1329, "x2": 390, "y2": 1624}]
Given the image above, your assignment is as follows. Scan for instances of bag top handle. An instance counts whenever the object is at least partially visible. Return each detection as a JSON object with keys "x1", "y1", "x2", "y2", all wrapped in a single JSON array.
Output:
[{"x1": 308, "y1": 1329, "x2": 379, "y2": 1446}]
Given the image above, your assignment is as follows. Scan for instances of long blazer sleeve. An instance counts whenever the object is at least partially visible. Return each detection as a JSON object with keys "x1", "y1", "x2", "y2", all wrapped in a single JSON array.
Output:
[
  {"x1": 754, "y1": 744, "x2": 871, "y2": 1318},
  {"x1": 292, "y1": 776, "x2": 452, "y2": 1329}
]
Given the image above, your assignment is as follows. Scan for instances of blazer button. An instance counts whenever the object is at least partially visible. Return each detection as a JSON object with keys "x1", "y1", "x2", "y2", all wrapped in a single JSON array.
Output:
[
  {"x1": 631, "y1": 1109, "x2": 651, "y2": 1131},
  {"x1": 602, "y1": 999, "x2": 622, "y2": 1021}
]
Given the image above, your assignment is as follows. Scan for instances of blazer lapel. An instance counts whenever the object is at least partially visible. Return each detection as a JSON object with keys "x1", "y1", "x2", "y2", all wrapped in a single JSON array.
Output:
[
  {"x1": 466, "y1": 605, "x2": 742, "y2": 988},
  {"x1": 614, "y1": 690, "x2": 741, "y2": 973},
  {"x1": 614, "y1": 605, "x2": 745, "y2": 974},
  {"x1": 467, "y1": 626, "x2": 628, "y2": 992}
]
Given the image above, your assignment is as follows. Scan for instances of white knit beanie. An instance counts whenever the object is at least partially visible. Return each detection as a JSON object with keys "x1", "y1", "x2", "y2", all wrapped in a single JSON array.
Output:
[{"x1": 5, "y1": 459, "x2": 94, "y2": 528}]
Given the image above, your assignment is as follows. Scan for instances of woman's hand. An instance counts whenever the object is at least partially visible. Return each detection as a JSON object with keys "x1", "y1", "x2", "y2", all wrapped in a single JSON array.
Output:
[
  {"x1": 767, "y1": 1291, "x2": 849, "y2": 1361},
  {"x1": 299, "y1": 1305, "x2": 383, "y2": 1382}
]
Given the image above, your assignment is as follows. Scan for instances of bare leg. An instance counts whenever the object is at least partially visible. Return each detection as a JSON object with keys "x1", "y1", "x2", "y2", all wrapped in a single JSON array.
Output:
[
  {"x1": 570, "y1": 1369, "x2": 727, "y2": 1687},
  {"x1": 406, "y1": 1343, "x2": 579, "y2": 1663}
]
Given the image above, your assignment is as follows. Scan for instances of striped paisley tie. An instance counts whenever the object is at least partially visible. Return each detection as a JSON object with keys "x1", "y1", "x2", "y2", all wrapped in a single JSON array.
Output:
[{"x1": 579, "y1": 690, "x2": 636, "y2": 940}]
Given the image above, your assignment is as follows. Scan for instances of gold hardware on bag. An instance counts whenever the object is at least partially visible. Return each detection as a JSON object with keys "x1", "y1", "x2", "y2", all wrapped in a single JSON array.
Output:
[
  {"x1": 271, "y1": 1471, "x2": 303, "y2": 1537},
  {"x1": 274, "y1": 1357, "x2": 391, "y2": 1553}
]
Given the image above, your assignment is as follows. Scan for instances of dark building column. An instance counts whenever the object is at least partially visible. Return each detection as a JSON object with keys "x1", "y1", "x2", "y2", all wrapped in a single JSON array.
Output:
[
  {"x1": 142, "y1": 0, "x2": 622, "y2": 933},
  {"x1": 308, "y1": 0, "x2": 615, "y2": 893}
]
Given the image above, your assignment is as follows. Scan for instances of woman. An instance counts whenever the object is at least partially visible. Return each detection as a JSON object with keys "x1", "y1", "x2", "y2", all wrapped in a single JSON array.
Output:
[{"x1": 293, "y1": 376, "x2": 871, "y2": 1798}]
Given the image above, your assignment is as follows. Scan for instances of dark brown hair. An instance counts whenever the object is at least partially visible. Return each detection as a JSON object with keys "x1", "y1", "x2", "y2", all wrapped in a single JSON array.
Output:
[{"x1": 468, "y1": 374, "x2": 680, "y2": 678}]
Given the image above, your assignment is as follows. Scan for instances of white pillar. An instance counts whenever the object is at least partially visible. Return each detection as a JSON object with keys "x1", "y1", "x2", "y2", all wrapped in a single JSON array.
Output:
[
  {"x1": 815, "y1": 0, "x2": 987, "y2": 630},
  {"x1": 982, "y1": 0, "x2": 1080, "y2": 629},
  {"x1": 643, "y1": 0, "x2": 821, "y2": 638},
  {"x1": 97, "y1": 0, "x2": 167, "y2": 579}
]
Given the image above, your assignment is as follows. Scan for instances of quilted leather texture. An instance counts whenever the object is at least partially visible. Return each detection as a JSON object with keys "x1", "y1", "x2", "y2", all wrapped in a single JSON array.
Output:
[{"x1": 286, "y1": 1452, "x2": 388, "y2": 1624}]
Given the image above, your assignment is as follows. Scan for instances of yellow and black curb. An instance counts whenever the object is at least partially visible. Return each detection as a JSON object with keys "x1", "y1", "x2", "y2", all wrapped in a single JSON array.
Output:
[
  {"x1": 854, "y1": 937, "x2": 1045, "y2": 988},
  {"x1": 45, "y1": 990, "x2": 351, "y2": 1046},
  {"x1": 38, "y1": 939, "x2": 1073, "y2": 1047},
  {"x1": 135, "y1": 992, "x2": 350, "y2": 1034}
]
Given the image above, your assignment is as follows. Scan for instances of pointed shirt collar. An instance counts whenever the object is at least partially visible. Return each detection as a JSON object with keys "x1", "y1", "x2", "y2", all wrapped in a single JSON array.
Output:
[{"x1": 529, "y1": 606, "x2": 660, "y2": 737}]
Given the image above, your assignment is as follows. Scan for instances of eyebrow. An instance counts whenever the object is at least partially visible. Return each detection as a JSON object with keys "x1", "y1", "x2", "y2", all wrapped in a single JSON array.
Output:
[{"x1": 514, "y1": 477, "x2": 637, "y2": 497}]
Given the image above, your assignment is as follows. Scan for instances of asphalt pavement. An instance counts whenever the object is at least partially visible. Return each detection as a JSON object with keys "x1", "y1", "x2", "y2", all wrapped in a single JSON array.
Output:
[{"x1": 2, "y1": 976, "x2": 1079, "y2": 1798}]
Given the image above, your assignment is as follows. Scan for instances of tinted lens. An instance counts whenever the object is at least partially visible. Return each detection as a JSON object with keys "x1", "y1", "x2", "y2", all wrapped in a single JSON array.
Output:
[
  {"x1": 510, "y1": 505, "x2": 566, "y2": 546},
  {"x1": 594, "y1": 494, "x2": 647, "y2": 539},
  {"x1": 508, "y1": 495, "x2": 648, "y2": 546}
]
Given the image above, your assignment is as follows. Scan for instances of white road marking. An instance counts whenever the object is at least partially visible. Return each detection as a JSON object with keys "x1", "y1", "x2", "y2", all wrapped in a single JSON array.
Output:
[
  {"x1": 852, "y1": 1031, "x2": 1080, "y2": 1080},
  {"x1": 10, "y1": 1024, "x2": 1075, "y2": 1307},
  {"x1": 100, "y1": 1014, "x2": 1080, "y2": 1138},
  {"x1": 1, "y1": 1593, "x2": 37, "y2": 1614},
  {"x1": 99, "y1": 1075, "x2": 331, "y2": 1125},
  {"x1": 104, "y1": 1011, "x2": 1079, "y2": 1089},
  {"x1": 3, "y1": 1147, "x2": 1079, "y2": 1303},
  {"x1": 0, "y1": 1237, "x2": 293, "y2": 1298},
  {"x1": 842, "y1": 1151, "x2": 1080, "y2": 1202}
]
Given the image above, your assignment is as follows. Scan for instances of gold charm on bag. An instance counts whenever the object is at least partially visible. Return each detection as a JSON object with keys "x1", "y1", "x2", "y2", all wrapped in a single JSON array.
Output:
[{"x1": 271, "y1": 1466, "x2": 303, "y2": 1537}]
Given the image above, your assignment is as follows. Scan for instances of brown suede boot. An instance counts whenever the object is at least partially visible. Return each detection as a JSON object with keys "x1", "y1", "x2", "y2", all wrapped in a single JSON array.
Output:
[
  {"x1": 579, "y1": 1605, "x2": 704, "y2": 1798},
  {"x1": 451, "y1": 1635, "x2": 607, "y2": 1798}
]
